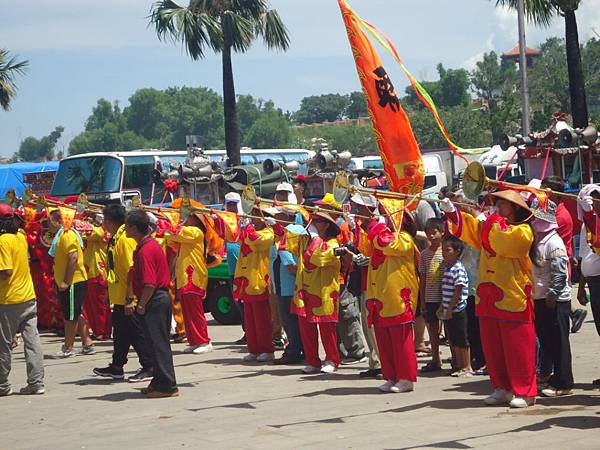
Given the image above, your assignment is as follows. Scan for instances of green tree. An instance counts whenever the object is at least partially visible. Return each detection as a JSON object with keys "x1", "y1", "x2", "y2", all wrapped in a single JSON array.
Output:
[
  {"x1": 0, "y1": 48, "x2": 28, "y2": 111},
  {"x1": 150, "y1": 0, "x2": 290, "y2": 166},
  {"x1": 404, "y1": 64, "x2": 470, "y2": 108},
  {"x1": 293, "y1": 94, "x2": 350, "y2": 124},
  {"x1": 245, "y1": 101, "x2": 291, "y2": 148},
  {"x1": 18, "y1": 126, "x2": 64, "y2": 161},
  {"x1": 496, "y1": 0, "x2": 588, "y2": 127},
  {"x1": 471, "y1": 51, "x2": 521, "y2": 142},
  {"x1": 345, "y1": 91, "x2": 368, "y2": 119}
]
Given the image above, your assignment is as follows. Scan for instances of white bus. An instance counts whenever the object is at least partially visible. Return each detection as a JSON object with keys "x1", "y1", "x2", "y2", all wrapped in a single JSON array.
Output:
[{"x1": 50, "y1": 148, "x2": 313, "y2": 205}]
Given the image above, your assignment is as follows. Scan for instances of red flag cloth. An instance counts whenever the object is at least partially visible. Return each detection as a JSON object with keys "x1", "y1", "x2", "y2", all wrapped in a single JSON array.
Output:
[{"x1": 338, "y1": 0, "x2": 424, "y2": 198}]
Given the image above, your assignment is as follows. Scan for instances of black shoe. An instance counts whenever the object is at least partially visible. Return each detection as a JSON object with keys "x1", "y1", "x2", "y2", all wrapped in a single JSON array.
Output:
[
  {"x1": 273, "y1": 355, "x2": 303, "y2": 365},
  {"x1": 235, "y1": 335, "x2": 247, "y2": 345},
  {"x1": 571, "y1": 309, "x2": 587, "y2": 333},
  {"x1": 359, "y1": 368, "x2": 382, "y2": 378},
  {"x1": 273, "y1": 338, "x2": 286, "y2": 351},
  {"x1": 128, "y1": 368, "x2": 154, "y2": 383},
  {"x1": 93, "y1": 365, "x2": 124, "y2": 380}
]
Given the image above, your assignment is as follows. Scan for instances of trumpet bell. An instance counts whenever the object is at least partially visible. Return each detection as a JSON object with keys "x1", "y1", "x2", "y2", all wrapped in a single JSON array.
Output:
[
  {"x1": 463, "y1": 162, "x2": 486, "y2": 201},
  {"x1": 333, "y1": 171, "x2": 351, "y2": 205},
  {"x1": 241, "y1": 185, "x2": 258, "y2": 215}
]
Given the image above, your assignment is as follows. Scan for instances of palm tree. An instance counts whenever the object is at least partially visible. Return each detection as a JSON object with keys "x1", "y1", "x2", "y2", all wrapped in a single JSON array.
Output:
[
  {"x1": 0, "y1": 48, "x2": 29, "y2": 111},
  {"x1": 150, "y1": 0, "x2": 290, "y2": 166},
  {"x1": 496, "y1": 1, "x2": 588, "y2": 128}
]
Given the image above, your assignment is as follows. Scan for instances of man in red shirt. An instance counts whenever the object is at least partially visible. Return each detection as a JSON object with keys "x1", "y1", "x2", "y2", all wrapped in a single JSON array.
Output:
[
  {"x1": 542, "y1": 177, "x2": 587, "y2": 333},
  {"x1": 125, "y1": 210, "x2": 177, "y2": 398}
]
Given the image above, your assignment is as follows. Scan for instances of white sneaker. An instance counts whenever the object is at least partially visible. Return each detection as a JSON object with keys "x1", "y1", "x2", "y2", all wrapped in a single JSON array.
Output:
[
  {"x1": 394, "y1": 380, "x2": 414, "y2": 393},
  {"x1": 301, "y1": 365, "x2": 321, "y2": 374},
  {"x1": 0, "y1": 388, "x2": 12, "y2": 397},
  {"x1": 192, "y1": 343, "x2": 213, "y2": 354},
  {"x1": 378, "y1": 380, "x2": 396, "y2": 393},
  {"x1": 484, "y1": 389, "x2": 514, "y2": 406},
  {"x1": 320, "y1": 361, "x2": 336, "y2": 374},
  {"x1": 256, "y1": 352, "x2": 274, "y2": 362},
  {"x1": 183, "y1": 345, "x2": 197, "y2": 354},
  {"x1": 79, "y1": 344, "x2": 96, "y2": 355},
  {"x1": 510, "y1": 396, "x2": 535, "y2": 408},
  {"x1": 243, "y1": 353, "x2": 258, "y2": 362},
  {"x1": 55, "y1": 345, "x2": 74, "y2": 358}
]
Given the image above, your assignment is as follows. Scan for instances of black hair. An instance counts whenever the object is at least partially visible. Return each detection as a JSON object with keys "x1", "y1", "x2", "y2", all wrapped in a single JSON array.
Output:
[
  {"x1": 541, "y1": 176, "x2": 565, "y2": 193},
  {"x1": 125, "y1": 209, "x2": 150, "y2": 235},
  {"x1": 424, "y1": 217, "x2": 444, "y2": 233},
  {"x1": 103, "y1": 203, "x2": 126, "y2": 226},
  {"x1": 49, "y1": 209, "x2": 61, "y2": 222},
  {"x1": 442, "y1": 235, "x2": 464, "y2": 257},
  {"x1": 293, "y1": 178, "x2": 307, "y2": 191},
  {"x1": 0, "y1": 218, "x2": 19, "y2": 235}
]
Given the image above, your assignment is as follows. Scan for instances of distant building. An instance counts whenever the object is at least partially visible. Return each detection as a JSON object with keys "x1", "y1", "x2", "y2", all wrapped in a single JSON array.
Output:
[{"x1": 501, "y1": 45, "x2": 542, "y2": 69}]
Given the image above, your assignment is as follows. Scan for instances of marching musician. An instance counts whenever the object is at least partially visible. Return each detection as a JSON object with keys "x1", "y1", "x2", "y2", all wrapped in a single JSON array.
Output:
[
  {"x1": 233, "y1": 205, "x2": 276, "y2": 363},
  {"x1": 165, "y1": 211, "x2": 213, "y2": 355},
  {"x1": 442, "y1": 191, "x2": 537, "y2": 408}
]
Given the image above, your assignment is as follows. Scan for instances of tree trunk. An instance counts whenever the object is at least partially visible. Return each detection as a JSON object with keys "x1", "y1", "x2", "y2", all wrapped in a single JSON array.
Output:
[
  {"x1": 222, "y1": 44, "x2": 241, "y2": 166},
  {"x1": 564, "y1": 9, "x2": 588, "y2": 128}
]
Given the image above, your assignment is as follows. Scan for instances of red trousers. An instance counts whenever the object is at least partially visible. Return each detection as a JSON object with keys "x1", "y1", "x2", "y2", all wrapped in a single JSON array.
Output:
[
  {"x1": 480, "y1": 317, "x2": 537, "y2": 397},
  {"x1": 298, "y1": 317, "x2": 340, "y2": 367},
  {"x1": 374, "y1": 324, "x2": 417, "y2": 382},
  {"x1": 179, "y1": 292, "x2": 211, "y2": 346},
  {"x1": 83, "y1": 278, "x2": 111, "y2": 338},
  {"x1": 244, "y1": 301, "x2": 275, "y2": 354}
]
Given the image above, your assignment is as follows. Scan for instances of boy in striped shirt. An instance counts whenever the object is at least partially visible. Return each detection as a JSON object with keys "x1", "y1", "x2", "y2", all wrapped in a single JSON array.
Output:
[{"x1": 440, "y1": 236, "x2": 472, "y2": 377}]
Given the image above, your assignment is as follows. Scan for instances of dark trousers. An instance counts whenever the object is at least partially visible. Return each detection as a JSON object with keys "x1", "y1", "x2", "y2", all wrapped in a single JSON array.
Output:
[
  {"x1": 466, "y1": 296, "x2": 485, "y2": 368},
  {"x1": 140, "y1": 290, "x2": 177, "y2": 392},
  {"x1": 587, "y1": 275, "x2": 600, "y2": 336},
  {"x1": 336, "y1": 288, "x2": 365, "y2": 360},
  {"x1": 278, "y1": 295, "x2": 303, "y2": 360},
  {"x1": 534, "y1": 300, "x2": 574, "y2": 390},
  {"x1": 112, "y1": 305, "x2": 154, "y2": 370}
]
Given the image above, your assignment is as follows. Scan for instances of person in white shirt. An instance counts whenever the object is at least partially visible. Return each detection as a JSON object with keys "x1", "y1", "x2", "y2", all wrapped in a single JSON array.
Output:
[{"x1": 530, "y1": 199, "x2": 573, "y2": 397}]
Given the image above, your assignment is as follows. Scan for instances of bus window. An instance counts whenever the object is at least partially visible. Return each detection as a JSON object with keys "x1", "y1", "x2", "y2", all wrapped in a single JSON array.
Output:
[
  {"x1": 51, "y1": 156, "x2": 122, "y2": 196},
  {"x1": 363, "y1": 159, "x2": 383, "y2": 170},
  {"x1": 424, "y1": 175, "x2": 438, "y2": 190},
  {"x1": 159, "y1": 156, "x2": 187, "y2": 172},
  {"x1": 241, "y1": 154, "x2": 256, "y2": 165},
  {"x1": 123, "y1": 156, "x2": 156, "y2": 201},
  {"x1": 283, "y1": 153, "x2": 310, "y2": 162}
]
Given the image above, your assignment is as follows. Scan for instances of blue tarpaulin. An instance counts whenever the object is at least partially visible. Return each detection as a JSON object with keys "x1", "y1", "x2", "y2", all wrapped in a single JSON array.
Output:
[{"x1": 0, "y1": 162, "x2": 59, "y2": 198}]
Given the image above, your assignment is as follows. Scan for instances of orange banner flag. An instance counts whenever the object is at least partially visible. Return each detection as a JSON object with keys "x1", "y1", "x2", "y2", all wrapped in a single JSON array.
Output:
[
  {"x1": 338, "y1": 0, "x2": 424, "y2": 198},
  {"x1": 58, "y1": 206, "x2": 76, "y2": 230}
]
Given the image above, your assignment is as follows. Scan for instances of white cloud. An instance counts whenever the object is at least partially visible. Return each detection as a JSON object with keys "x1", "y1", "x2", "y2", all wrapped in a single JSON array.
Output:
[{"x1": 462, "y1": 33, "x2": 495, "y2": 71}]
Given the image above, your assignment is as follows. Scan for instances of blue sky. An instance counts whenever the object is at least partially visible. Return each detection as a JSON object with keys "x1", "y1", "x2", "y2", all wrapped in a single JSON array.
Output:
[{"x1": 2, "y1": 0, "x2": 600, "y2": 157}]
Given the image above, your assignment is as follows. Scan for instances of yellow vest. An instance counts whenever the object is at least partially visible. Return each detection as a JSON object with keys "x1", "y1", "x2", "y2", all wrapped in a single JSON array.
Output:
[
  {"x1": 166, "y1": 225, "x2": 208, "y2": 295},
  {"x1": 233, "y1": 225, "x2": 274, "y2": 302}
]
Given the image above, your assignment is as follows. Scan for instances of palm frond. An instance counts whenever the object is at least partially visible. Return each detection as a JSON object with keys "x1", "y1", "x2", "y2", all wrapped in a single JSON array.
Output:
[
  {"x1": 221, "y1": 10, "x2": 255, "y2": 53},
  {"x1": 495, "y1": 0, "x2": 557, "y2": 27},
  {"x1": 258, "y1": 9, "x2": 290, "y2": 51},
  {"x1": 0, "y1": 48, "x2": 29, "y2": 111}
]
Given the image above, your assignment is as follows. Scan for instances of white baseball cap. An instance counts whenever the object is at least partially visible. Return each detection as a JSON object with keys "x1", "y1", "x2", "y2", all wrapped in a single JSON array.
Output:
[
  {"x1": 224, "y1": 192, "x2": 241, "y2": 203},
  {"x1": 276, "y1": 182, "x2": 294, "y2": 193}
]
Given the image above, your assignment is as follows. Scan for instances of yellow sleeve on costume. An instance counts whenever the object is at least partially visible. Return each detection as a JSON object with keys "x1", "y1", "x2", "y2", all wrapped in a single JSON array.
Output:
[
  {"x1": 452, "y1": 212, "x2": 483, "y2": 250},
  {"x1": 357, "y1": 227, "x2": 372, "y2": 257},
  {"x1": 488, "y1": 223, "x2": 533, "y2": 258},
  {"x1": 247, "y1": 227, "x2": 275, "y2": 252},
  {"x1": 308, "y1": 239, "x2": 340, "y2": 267},
  {"x1": 166, "y1": 226, "x2": 203, "y2": 244},
  {"x1": 373, "y1": 231, "x2": 413, "y2": 257}
]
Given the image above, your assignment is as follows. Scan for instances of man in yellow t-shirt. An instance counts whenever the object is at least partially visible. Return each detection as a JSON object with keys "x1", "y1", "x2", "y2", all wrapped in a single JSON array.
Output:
[
  {"x1": 93, "y1": 204, "x2": 154, "y2": 382},
  {"x1": 0, "y1": 204, "x2": 45, "y2": 396},
  {"x1": 49, "y1": 210, "x2": 94, "y2": 358}
]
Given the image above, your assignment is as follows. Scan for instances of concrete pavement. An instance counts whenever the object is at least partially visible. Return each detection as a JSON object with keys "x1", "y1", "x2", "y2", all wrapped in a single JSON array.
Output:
[{"x1": 1, "y1": 313, "x2": 600, "y2": 450}]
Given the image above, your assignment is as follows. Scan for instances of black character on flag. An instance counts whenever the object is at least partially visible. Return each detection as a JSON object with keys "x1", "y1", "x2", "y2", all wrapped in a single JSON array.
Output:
[{"x1": 373, "y1": 66, "x2": 400, "y2": 112}]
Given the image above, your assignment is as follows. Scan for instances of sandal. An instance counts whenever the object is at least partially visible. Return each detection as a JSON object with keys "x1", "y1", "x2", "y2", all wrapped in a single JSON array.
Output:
[{"x1": 420, "y1": 362, "x2": 442, "y2": 373}]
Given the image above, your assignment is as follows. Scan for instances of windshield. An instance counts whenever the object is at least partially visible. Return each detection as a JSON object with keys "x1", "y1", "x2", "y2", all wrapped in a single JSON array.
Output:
[{"x1": 51, "y1": 156, "x2": 122, "y2": 196}]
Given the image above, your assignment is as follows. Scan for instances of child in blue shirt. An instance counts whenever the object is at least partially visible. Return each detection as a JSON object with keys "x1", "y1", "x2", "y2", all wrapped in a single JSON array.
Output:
[{"x1": 440, "y1": 236, "x2": 472, "y2": 377}]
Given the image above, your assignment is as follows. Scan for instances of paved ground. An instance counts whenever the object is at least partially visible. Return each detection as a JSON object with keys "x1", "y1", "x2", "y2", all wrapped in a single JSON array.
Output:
[{"x1": 2, "y1": 311, "x2": 600, "y2": 450}]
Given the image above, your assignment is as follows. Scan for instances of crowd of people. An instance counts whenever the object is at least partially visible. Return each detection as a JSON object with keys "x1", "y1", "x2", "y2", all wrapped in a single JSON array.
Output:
[{"x1": 0, "y1": 176, "x2": 598, "y2": 406}]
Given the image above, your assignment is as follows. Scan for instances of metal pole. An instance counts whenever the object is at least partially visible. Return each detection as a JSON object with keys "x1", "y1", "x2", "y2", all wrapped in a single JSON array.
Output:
[{"x1": 517, "y1": 0, "x2": 531, "y2": 135}]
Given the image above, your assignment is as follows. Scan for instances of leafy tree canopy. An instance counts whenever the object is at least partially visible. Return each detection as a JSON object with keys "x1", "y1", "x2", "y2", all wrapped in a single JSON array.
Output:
[{"x1": 17, "y1": 126, "x2": 64, "y2": 161}]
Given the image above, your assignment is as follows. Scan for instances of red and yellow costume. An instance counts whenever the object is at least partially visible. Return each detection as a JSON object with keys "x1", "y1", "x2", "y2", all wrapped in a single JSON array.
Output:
[
  {"x1": 82, "y1": 225, "x2": 111, "y2": 338},
  {"x1": 365, "y1": 222, "x2": 418, "y2": 382},
  {"x1": 447, "y1": 210, "x2": 536, "y2": 398},
  {"x1": 166, "y1": 225, "x2": 211, "y2": 346},
  {"x1": 233, "y1": 224, "x2": 275, "y2": 355},
  {"x1": 292, "y1": 235, "x2": 341, "y2": 368}
]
